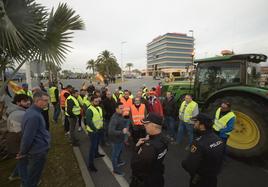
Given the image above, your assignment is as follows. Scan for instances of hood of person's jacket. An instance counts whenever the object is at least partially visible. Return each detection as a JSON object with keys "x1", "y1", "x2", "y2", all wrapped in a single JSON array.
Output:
[{"x1": 6, "y1": 103, "x2": 26, "y2": 115}]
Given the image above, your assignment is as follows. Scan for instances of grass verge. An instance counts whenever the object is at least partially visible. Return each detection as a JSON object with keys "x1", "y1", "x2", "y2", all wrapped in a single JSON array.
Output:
[{"x1": 0, "y1": 115, "x2": 85, "y2": 187}]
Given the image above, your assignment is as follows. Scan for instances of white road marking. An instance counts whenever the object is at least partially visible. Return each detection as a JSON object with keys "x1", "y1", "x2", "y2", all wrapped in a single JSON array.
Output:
[{"x1": 98, "y1": 146, "x2": 129, "y2": 187}]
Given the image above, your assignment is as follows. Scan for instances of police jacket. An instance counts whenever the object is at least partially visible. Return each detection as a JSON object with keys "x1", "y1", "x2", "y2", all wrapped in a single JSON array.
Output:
[
  {"x1": 181, "y1": 130, "x2": 225, "y2": 177},
  {"x1": 131, "y1": 133, "x2": 168, "y2": 185}
]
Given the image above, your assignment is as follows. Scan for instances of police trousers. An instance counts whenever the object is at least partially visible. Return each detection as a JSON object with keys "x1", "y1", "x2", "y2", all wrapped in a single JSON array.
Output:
[{"x1": 190, "y1": 175, "x2": 217, "y2": 187}]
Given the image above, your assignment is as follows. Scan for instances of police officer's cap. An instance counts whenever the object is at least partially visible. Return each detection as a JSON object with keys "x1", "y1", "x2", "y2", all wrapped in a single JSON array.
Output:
[
  {"x1": 141, "y1": 112, "x2": 163, "y2": 126},
  {"x1": 191, "y1": 113, "x2": 213, "y2": 129}
]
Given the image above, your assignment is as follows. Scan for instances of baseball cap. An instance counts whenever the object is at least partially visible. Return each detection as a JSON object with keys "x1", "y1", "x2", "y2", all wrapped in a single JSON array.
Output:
[
  {"x1": 141, "y1": 112, "x2": 163, "y2": 126},
  {"x1": 22, "y1": 83, "x2": 28, "y2": 88},
  {"x1": 191, "y1": 113, "x2": 213, "y2": 128}
]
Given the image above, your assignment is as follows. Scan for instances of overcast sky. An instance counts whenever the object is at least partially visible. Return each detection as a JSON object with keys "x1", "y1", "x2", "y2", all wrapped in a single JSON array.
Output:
[{"x1": 36, "y1": 0, "x2": 268, "y2": 71}]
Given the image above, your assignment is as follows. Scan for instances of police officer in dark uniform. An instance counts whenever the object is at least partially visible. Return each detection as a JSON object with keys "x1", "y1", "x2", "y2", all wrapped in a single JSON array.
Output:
[
  {"x1": 182, "y1": 113, "x2": 225, "y2": 187},
  {"x1": 130, "y1": 112, "x2": 168, "y2": 187}
]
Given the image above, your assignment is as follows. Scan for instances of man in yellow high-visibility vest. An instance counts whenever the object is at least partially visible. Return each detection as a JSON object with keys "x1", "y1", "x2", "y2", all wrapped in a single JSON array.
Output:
[
  {"x1": 65, "y1": 89, "x2": 81, "y2": 146},
  {"x1": 177, "y1": 94, "x2": 199, "y2": 150},
  {"x1": 48, "y1": 82, "x2": 60, "y2": 123},
  {"x1": 16, "y1": 83, "x2": 33, "y2": 98},
  {"x1": 85, "y1": 95, "x2": 104, "y2": 172},
  {"x1": 213, "y1": 100, "x2": 236, "y2": 145}
]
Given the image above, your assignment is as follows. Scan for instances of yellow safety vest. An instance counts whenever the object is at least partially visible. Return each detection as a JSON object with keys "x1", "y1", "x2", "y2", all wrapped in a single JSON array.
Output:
[
  {"x1": 83, "y1": 95, "x2": 91, "y2": 107},
  {"x1": 179, "y1": 101, "x2": 198, "y2": 123},
  {"x1": 86, "y1": 106, "x2": 103, "y2": 132},
  {"x1": 112, "y1": 94, "x2": 118, "y2": 103},
  {"x1": 77, "y1": 95, "x2": 84, "y2": 106},
  {"x1": 142, "y1": 87, "x2": 148, "y2": 93},
  {"x1": 119, "y1": 91, "x2": 123, "y2": 98},
  {"x1": 65, "y1": 95, "x2": 81, "y2": 116},
  {"x1": 142, "y1": 92, "x2": 147, "y2": 99},
  {"x1": 16, "y1": 90, "x2": 33, "y2": 98},
  {"x1": 48, "y1": 87, "x2": 57, "y2": 103},
  {"x1": 213, "y1": 108, "x2": 236, "y2": 135}
]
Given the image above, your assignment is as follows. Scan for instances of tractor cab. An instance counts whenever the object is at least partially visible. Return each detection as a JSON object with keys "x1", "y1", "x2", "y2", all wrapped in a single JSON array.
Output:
[{"x1": 194, "y1": 54, "x2": 267, "y2": 102}]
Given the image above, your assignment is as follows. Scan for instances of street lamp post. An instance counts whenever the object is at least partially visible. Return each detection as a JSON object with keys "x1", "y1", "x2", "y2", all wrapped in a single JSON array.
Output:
[
  {"x1": 189, "y1": 30, "x2": 194, "y2": 65},
  {"x1": 121, "y1": 41, "x2": 127, "y2": 82}
]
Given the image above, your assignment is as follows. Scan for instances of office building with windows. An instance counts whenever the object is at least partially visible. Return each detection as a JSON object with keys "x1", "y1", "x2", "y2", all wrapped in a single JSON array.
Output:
[{"x1": 147, "y1": 32, "x2": 194, "y2": 76}]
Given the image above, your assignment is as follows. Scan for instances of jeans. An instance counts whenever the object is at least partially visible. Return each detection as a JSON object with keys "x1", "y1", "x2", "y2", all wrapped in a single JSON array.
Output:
[
  {"x1": 52, "y1": 102, "x2": 61, "y2": 122},
  {"x1": 68, "y1": 117, "x2": 78, "y2": 144},
  {"x1": 111, "y1": 142, "x2": 124, "y2": 171},
  {"x1": 10, "y1": 162, "x2": 19, "y2": 177},
  {"x1": 62, "y1": 107, "x2": 70, "y2": 132},
  {"x1": 164, "y1": 116, "x2": 176, "y2": 138},
  {"x1": 88, "y1": 131, "x2": 101, "y2": 166},
  {"x1": 19, "y1": 152, "x2": 48, "y2": 187},
  {"x1": 124, "y1": 118, "x2": 131, "y2": 142},
  {"x1": 177, "y1": 121, "x2": 193, "y2": 145}
]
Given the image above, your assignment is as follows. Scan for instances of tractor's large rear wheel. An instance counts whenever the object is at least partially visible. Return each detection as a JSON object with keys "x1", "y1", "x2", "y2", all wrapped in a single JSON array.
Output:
[{"x1": 206, "y1": 96, "x2": 268, "y2": 158}]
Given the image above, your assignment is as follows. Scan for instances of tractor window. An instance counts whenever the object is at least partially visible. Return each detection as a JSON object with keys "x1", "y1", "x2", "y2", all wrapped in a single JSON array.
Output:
[
  {"x1": 247, "y1": 62, "x2": 263, "y2": 87},
  {"x1": 196, "y1": 62, "x2": 241, "y2": 100}
]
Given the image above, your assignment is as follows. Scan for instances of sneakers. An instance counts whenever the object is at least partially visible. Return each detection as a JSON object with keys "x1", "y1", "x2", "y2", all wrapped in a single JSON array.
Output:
[
  {"x1": 78, "y1": 127, "x2": 82, "y2": 132},
  {"x1": 65, "y1": 131, "x2": 70, "y2": 136},
  {"x1": 185, "y1": 145, "x2": 190, "y2": 151},
  {"x1": 8, "y1": 175, "x2": 20, "y2": 181},
  {"x1": 95, "y1": 153, "x2": 105, "y2": 158},
  {"x1": 113, "y1": 170, "x2": 125, "y2": 176},
  {"x1": 72, "y1": 142, "x2": 80, "y2": 147},
  {"x1": 117, "y1": 161, "x2": 126, "y2": 167},
  {"x1": 88, "y1": 164, "x2": 98, "y2": 172}
]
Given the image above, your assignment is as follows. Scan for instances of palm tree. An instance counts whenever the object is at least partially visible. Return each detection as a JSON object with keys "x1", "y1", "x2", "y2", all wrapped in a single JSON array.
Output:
[
  {"x1": 126, "y1": 63, "x2": 133, "y2": 73},
  {"x1": 0, "y1": 1, "x2": 85, "y2": 95},
  {"x1": 86, "y1": 59, "x2": 96, "y2": 75},
  {"x1": 96, "y1": 50, "x2": 117, "y2": 76}
]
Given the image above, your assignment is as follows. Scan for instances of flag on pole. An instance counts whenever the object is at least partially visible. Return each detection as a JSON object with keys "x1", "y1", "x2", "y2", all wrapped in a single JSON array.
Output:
[
  {"x1": 95, "y1": 73, "x2": 104, "y2": 82},
  {"x1": 8, "y1": 81, "x2": 22, "y2": 93}
]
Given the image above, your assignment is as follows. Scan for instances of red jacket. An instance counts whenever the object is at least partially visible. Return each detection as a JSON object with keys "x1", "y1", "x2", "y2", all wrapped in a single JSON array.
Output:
[
  {"x1": 156, "y1": 85, "x2": 162, "y2": 97},
  {"x1": 148, "y1": 96, "x2": 163, "y2": 117}
]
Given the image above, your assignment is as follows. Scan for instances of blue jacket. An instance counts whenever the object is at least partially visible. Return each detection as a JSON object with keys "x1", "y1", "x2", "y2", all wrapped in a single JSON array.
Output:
[
  {"x1": 20, "y1": 105, "x2": 51, "y2": 155},
  {"x1": 219, "y1": 117, "x2": 236, "y2": 139}
]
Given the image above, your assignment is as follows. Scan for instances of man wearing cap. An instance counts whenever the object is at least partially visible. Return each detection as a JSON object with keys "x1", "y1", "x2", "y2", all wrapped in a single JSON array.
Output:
[
  {"x1": 182, "y1": 113, "x2": 225, "y2": 187},
  {"x1": 65, "y1": 89, "x2": 81, "y2": 146},
  {"x1": 213, "y1": 101, "x2": 236, "y2": 145},
  {"x1": 130, "y1": 112, "x2": 168, "y2": 187},
  {"x1": 16, "y1": 83, "x2": 33, "y2": 98},
  {"x1": 48, "y1": 82, "x2": 60, "y2": 123}
]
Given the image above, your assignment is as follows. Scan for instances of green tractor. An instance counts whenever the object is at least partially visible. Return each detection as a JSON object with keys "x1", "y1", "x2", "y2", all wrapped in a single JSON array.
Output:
[{"x1": 162, "y1": 53, "x2": 268, "y2": 158}]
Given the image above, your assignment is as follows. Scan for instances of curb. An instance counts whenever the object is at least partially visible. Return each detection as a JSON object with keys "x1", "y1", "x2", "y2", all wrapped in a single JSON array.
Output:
[{"x1": 73, "y1": 147, "x2": 95, "y2": 187}]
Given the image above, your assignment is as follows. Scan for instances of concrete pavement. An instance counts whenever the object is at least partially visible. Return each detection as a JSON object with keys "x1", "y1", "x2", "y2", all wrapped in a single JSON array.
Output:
[{"x1": 59, "y1": 78, "x2": 268, "y2": 187}]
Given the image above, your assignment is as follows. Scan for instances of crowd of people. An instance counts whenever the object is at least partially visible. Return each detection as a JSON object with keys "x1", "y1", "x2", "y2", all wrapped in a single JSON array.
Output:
[{"x1": 4, "y1": 80, "x2": 236, "y2": 187}]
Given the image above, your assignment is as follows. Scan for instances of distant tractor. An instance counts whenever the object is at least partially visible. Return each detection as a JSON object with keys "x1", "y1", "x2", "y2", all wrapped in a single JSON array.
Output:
[{"x1": 163, "y1": 54, "x2": 268, "y2": 158}]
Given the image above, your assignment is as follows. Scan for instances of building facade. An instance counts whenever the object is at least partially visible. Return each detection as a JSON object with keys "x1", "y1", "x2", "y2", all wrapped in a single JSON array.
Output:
[{"x1": 147, "y1": 33, "x2": 194, "y2": 76}]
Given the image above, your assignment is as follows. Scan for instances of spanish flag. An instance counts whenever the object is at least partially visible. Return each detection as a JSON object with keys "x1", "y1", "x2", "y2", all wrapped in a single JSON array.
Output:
[
  {"x1": 95, "y1": 73, "x2": 104, "y2": 83},
  {"x1": 8, "y1": 81, "x2": 22, "y2": 93}
]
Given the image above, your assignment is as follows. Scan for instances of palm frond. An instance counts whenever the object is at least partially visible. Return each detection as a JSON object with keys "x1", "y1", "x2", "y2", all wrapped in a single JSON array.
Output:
[
  {"x1": 36, "y1": 3, "x2": 85, "y2": 65},
  {"x1": 0, "y1": 0, "x2": 47, "y2": 60}
]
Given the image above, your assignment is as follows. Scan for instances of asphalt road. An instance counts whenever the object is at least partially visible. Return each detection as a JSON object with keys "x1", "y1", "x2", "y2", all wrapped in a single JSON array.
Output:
[{"x1": 28, "y1": 77, "x2": 268, "y2": 187}]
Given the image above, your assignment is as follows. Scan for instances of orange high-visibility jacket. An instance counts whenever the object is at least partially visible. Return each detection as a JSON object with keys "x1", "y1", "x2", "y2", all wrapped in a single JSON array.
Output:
[
  {"x1": 131, "y1": 104, "x2": 146, "y2": 125},
  {"x1": 60, "y1": 90, "x2": 70, "y2": 108},
  {"x1": 120, "y1": 97, "x2": 133, "y2": 117}
]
